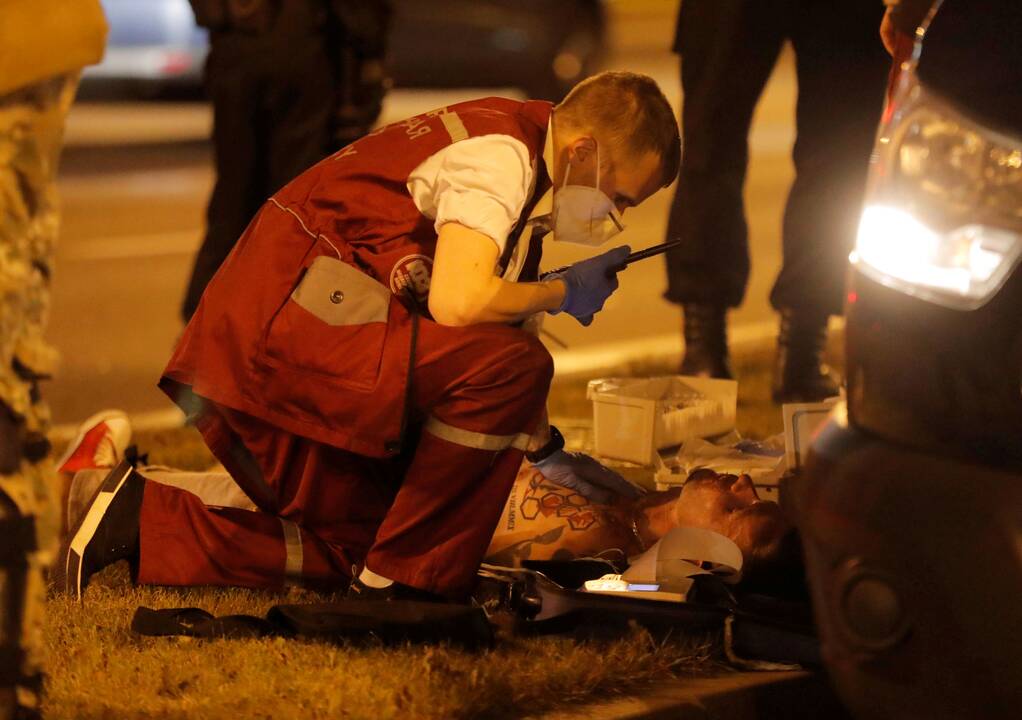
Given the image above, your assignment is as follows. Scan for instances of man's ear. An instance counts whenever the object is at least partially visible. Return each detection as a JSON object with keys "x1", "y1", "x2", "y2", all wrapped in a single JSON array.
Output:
[{"x1": 568, "y1": 136, "x2": 597, "y2": 166}]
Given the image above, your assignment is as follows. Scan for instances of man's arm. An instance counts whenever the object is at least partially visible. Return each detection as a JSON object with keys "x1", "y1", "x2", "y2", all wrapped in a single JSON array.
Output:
[{"x1": 428, "y1": 222, "x2": 565, "y2": 326}]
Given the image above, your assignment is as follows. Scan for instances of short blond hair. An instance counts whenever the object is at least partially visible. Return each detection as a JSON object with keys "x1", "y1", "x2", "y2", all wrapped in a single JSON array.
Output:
[{"x1": 555, "y1": 71, "x2": 680, "y2": 188}]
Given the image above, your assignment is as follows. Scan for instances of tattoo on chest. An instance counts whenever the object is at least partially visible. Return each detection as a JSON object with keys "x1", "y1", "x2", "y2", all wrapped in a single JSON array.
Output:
[{"x1": 519, "y1": 476, "x2": 598, "y2": 531}]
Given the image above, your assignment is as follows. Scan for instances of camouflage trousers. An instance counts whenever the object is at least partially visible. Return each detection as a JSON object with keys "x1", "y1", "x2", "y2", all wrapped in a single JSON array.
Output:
[{"x1": 0, "y1": 72, "x2": 79, "y2": 717}]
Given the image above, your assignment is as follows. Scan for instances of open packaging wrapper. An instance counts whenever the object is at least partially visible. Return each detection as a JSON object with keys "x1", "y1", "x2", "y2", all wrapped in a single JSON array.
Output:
[
  {"x1": 654, "y1": 433, "x2": 786, "y2": 502},
  {"x1": 651, "y1": 398, "x2": 839, "y2": 502},
  {"x1": 587, "y1": 376, "x2": 737, "y2": 466}
]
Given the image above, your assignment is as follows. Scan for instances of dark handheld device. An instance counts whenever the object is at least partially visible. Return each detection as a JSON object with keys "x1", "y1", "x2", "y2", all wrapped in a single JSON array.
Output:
[{"x1": 540, "y1": 239, "x2": 684, "y2": 279}]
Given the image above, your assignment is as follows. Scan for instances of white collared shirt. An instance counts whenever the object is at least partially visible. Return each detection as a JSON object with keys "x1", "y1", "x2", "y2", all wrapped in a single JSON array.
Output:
[{"x1": 405, "y1": 121, "x2": 555, "y2": 267}]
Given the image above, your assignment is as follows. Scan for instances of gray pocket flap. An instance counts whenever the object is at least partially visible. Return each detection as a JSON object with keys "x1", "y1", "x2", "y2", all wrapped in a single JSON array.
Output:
[{"x1": 291, "y1": 256, "x2": 390, "y2": 326}]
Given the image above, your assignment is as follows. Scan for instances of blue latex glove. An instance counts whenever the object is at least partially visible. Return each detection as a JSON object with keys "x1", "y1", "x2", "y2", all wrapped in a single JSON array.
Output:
[
  {"x1": 531, "y1": 449, "x2": 645, "y2": 504},
  {"x1": 547, "y1": 245, "x2": 631, "y2": 327}
]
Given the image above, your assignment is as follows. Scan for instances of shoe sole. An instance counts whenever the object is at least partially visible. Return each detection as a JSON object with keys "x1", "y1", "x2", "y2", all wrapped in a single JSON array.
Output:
[
  {"x1": 54, "y1": 409, "x2": 130, "y2": 472},
  {"x1": 53, "y1": 461, "x2": 135, "y2": 600}
]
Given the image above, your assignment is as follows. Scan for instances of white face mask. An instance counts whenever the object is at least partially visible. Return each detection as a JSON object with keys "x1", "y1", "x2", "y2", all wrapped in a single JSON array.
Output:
[{"x1": 551, "y1": 141, "x2": 625, "y2": 247}]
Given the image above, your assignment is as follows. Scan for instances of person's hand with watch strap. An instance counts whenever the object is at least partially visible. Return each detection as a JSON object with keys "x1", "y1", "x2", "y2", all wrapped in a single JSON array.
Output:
[{"x1": 527, "y1": 425, "x2": 645, "y2": 504}]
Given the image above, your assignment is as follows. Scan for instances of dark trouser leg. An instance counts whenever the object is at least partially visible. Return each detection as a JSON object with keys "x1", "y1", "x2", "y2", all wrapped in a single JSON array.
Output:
[
  {"x1": 181, "y1": 37, "x2": 264, "y2": 322},
  {"x1": 664, "y1": 0, "x2": 787, "y2": 308},
  {"x1": 181, "y1": 35, "x2": 335, "y2": 322},
  {"x1": 771, "y1": 0, "x2": 888, "y2": 316},
  {"x1": 262, "y1": 37, "x2": 335, "y2": 199},
  {"x1": 665, "y1": 0, "x2": 786, "y2": 377},
  {"x1": 771, "y1": 0, "x2": 888, "y2": 401}
]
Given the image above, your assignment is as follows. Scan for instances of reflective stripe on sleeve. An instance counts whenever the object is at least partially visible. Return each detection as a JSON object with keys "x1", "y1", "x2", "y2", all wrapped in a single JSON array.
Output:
[
  {"x1": 424, "y1": 416, "x2": 531, "y2": 452},
  {"x1": 440, "y1": 111, "x2": 469, "y2": 143},
  {"x1": 280, "y1": 518, "x2": 304, "y2": 583}
]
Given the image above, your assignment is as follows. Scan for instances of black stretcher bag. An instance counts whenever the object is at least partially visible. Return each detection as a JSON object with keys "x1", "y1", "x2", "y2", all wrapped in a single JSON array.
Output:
[{"x1": 479, "y1": 561, "x2": 820, "y2": 667}]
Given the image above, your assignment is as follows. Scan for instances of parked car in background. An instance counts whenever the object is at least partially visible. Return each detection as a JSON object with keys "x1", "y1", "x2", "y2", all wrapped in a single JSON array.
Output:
[
  {"x1": 81, "y1": 0, "x2": 605, "y2": 101},
  {"x1": 786, "y1": 0, "x2": 1022, "y2": 718},
  {"x1": 388, "y1": 0, "x2": 605, "y2": 100},
  {"x1": 81, "y1": 0, "x2": 207, "y2": 95}
]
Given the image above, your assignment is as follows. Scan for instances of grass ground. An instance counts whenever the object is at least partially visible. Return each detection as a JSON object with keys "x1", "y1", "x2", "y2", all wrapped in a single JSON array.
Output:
[{"x1": 44, "y1": 345, "x2": 835, "y2": 719}]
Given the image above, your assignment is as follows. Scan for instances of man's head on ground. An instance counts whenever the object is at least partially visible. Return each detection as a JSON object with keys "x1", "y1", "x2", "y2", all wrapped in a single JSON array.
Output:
[
  {"x1": 552, "y1": 71, "x2": 680, "y2": 215},
  {"x1": 673, "y1": 469, "x2": 800, "y2": 588}
]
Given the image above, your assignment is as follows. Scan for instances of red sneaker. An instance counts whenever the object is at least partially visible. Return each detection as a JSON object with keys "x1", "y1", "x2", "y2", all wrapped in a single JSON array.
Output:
[{"x1": 56, "y1": 410, "x2": 132, "y2": 474}]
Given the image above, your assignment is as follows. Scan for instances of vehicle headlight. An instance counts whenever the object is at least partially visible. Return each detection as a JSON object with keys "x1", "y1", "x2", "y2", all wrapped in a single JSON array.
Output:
[{"x1": 852, "y1": 77, "x2": 1022, "y2": 309}]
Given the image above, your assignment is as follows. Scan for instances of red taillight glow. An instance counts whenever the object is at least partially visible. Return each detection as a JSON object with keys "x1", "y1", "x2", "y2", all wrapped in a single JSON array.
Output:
[{"x1": 160, "y1": 51, "x2": 192, "y2": 76}]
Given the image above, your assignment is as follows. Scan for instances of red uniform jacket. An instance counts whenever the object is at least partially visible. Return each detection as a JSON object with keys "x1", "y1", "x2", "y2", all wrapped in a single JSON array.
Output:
[{"x1": 161, "y1": 97, "x2": 554, "y2": 459}]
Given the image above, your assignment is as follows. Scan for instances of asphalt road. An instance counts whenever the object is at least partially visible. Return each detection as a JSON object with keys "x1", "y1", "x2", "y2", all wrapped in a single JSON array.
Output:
[{"x1": 48, "y1": 1, "x2": 797, "y2": 428}]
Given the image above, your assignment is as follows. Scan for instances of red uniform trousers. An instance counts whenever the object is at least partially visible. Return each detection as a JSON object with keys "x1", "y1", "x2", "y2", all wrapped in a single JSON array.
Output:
[{"x1": 137, "y1": 319, "x2": 552, "y2": 598}]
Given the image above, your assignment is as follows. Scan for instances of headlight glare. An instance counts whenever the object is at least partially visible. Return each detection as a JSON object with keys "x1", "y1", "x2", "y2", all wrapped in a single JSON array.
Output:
[
  {"x1": 854, "y1": 205, "x2": 1022, "y2": 307},
  {"x1": 853, "y1": 77, "x2": 1022, "y2": 309}
]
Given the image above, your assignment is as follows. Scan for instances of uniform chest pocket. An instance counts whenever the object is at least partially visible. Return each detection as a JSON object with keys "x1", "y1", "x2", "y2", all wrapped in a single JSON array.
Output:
[{"x1": 261, "y1": 255, "x2": 392, "y2": 390}]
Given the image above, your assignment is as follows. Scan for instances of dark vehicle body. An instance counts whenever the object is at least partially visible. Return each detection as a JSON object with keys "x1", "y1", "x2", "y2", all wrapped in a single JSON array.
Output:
[
  {"x1": 82, "y1": 0, "x2": 605, "y2": 101},
  {"x1": 786, "y1": 1, "x2": 1022, "y2": 718},
  {"x1": 387, "y1": 0, "x2": 604, "y2": 100}
]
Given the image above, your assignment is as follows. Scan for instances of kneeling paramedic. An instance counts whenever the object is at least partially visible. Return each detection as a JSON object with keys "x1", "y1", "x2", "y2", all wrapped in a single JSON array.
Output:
[{"x1": 56, "y1": 71, "x2": 682, "y2": 602}]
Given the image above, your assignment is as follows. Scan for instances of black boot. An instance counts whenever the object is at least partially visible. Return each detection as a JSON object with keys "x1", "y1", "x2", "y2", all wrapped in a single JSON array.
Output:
[
  {"x1": 681, "y1": 304, "x2": 733, "y2": 379},
  {"x1": 772, "y1": 309, "x2": 841, "y2": 403}
]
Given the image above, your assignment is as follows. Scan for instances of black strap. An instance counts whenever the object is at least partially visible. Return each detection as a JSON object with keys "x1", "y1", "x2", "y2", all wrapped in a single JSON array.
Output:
[
  {"x1": 268, "y1": 601, "x2": 492, "y2": 649},
  {"x1": 387, "y1": 293, "x2": 419, "y2": 456},
  {"x1": 130, "y1": 607, "x2": 276, "y2": 640},
  {"x1": 131, "y1": 601, "x2": 492, "y2": 650}
]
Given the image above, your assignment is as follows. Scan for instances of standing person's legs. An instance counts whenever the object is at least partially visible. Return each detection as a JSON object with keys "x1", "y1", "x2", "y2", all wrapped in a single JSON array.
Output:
[
  {"x1": 771, "y1": 0, "x2": 887, "y2": 401},
  {"x1": 181, "y1": 36, "x2": 264, "y2": 322},
  {"x1": 664, "y1": 0, "x2": 787, "y2": 377},
  {"x1": 774, "y1": 0, "x2": 888, "y2": 315},
  {"x1": 263, "y1": 38, "x2": 335, "y2": 202},
  {"x1": 325, "y1": 1, "x2": 392, "y2": 148}
]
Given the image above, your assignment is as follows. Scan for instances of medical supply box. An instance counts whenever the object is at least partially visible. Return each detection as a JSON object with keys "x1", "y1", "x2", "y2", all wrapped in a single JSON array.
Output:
[{"x1": 586, "y1": 376, "x2": 737, "y2": 466}]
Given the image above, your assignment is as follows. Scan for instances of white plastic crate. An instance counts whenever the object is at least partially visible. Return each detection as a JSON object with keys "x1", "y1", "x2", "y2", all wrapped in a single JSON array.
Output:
[{"x1": 586, "y1": 376, "x2": 738, "y2": 466}]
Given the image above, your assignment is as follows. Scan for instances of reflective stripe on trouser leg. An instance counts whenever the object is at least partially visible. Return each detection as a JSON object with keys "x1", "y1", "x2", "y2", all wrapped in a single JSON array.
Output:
[
  {"x1": 423, "y1": 416, "x2": 531, "y2": 452},
  {"x1": 280, "y1": 518, "x2": 303, "y2": 584}
]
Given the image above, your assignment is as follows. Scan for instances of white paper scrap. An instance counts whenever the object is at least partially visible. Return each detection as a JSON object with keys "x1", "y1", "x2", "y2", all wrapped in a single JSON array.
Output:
[{"x1": 623, "y1": 526, "x2": 744, "y2": 591}]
